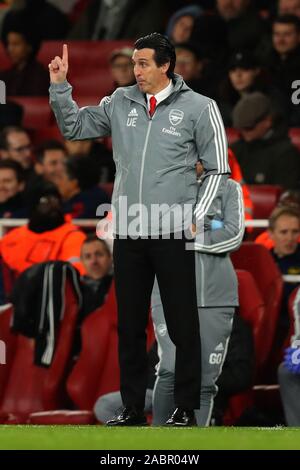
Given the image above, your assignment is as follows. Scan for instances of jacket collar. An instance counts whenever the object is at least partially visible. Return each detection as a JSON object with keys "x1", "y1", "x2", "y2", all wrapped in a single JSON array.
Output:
[{"x1": 124, "y1": 74, "x2": 190, "y2": 107}]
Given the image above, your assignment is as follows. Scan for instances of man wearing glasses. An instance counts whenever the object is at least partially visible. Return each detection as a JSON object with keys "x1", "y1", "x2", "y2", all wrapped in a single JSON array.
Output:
[{"x1": 0, "y1": 126, "x2": 33, "y2": 177}]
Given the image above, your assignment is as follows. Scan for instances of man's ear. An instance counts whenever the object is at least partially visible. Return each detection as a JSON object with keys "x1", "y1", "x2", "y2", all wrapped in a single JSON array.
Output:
[{"x1": 161, "y1": 62, "x2": 170, "y2": 75}]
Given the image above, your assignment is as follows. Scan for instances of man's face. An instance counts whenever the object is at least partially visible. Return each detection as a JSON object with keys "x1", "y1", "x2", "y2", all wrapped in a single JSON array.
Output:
[
  {"x1": 240, "y1": 116, "x2": 272, "y2": 142},
  {"x1": 175, "y1": 49, "x2": 202, "y2": 81},
  {"x1": 81, "y1": 240, "x2": 112, "y2": 280},
  {"x1": 55, "y1": 166, "x2": 78, "y2": 200},
  {"x1": 270, "y1": 214, "x2": 300, "y2": 256},
  {"x1": 172, "y1": 15, "x2": 194, "y2": 43},
  {"x1": 3, "y1": 131, "x2": 32, "y2": 169},
  {"x1": 111, "y1": 55, "x2": 135, "y2": 87},
  {"x1": 0, "y1": 168, "x2": 24, "y2": 203},
  {"x1": 279, "y1": 0, "x2": 300, "y2": 18},
  {"x1": 6, "y1": 32, "x2": 32, "y2": 65},
  {"x1": 217, "y1": 0, "x2": 248, "y2": 20},
  {"x1": 36, "y1": 149, "x2": 66, "y2": 184},
  {"x1": 273, "y1": 22, "x2": 300, "y2": 55},
  {"x1": 132, "y1": 48, "x2": 169, "y2": 95}
]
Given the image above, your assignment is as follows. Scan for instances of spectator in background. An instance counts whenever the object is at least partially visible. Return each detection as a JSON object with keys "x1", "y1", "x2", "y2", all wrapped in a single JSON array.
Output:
[
  {"x1": 0, "y1": 126, "x2": 34, "y2": 177},
  {"x1": 231, "y1": 92, "x2": 300, "y2": 189},
  {"x1": 266, "y1": 15, "x2": 300, "y2": 125},
  {"x1": 256, "y1": 190, "x2": 300, "y2": 249},
  {"x1": 1, "y1": 182, "x2": 86, "y2": 277},
  {"x1": 34, "y1": 140, "x2": 66, "y2": 186},
  {"x1": 278, "y1": 0, "x2": 300, "y2": 18},
  {"x1": 2, "y1": 0, "x2": 69, "y2": 40},
  {"x1": 64, "y1": 138, "x2": 115, "y2": 183},
  {"x1": 80, "y1": 235, "x2": 113, "y2": 319},
  {"x1": 26, "y1": 139, "x2": 67, "y2": 201},
  {"x1": 55, "y1": 154, "x2": 110, "y2": 219},
  {"x1": 166, "y1": 5, "x2": 202, "y2": 44},
  {"x1": 0, "y1": 13, "x2": 49, "y2": 96},
  {"x1": 217, "y1": 50, "x2": 285, "y2": 126},
  {"x1": 174, "y1": 42, "x2": 212, "y2": 96},
  {"x1": 0, "y1": 159, "x2": 26, "y2": 218},
  {"x1": 269, "y1": 206, "x2": 300, "y2": 347},
  {"x1": 191, "y1": 0, "x2": 267, "y2": 62},
  {"x1": 109, "y1": 47, "x2": 135, "y2": 93},
  {"x1": 68, "y1": 0, "x2": 168, "y2": 40}
]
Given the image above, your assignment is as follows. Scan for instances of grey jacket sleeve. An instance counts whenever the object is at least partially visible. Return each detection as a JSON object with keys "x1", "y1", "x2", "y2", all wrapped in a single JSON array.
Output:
[
  {"x1": 194, "y1": 180, "x2": 245, "y2": 254},
  {"x1": 49, "y1": 81, "x2": 112, "y2": 140},
  {"x1": 193, "y1": 100, "x2": 230, "y2": 222}
]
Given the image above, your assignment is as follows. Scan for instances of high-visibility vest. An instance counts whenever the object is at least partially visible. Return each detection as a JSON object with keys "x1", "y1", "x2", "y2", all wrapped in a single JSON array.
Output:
[{"x1": 1, "y1": 216, "x2": 86, "y2": 276}]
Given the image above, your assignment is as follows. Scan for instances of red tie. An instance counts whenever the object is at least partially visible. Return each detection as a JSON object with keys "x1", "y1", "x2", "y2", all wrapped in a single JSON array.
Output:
[{"x1": 149, "y1": 96, "x2": 157, "y2": 117}]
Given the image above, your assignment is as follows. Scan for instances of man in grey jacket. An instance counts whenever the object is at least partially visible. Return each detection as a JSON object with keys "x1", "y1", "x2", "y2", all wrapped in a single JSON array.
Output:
[
  {"x1": 49, "y1": 33, "x2": 230, "y2": 426},
  {"x1": 152, "y1": 176, "x2": 245, "y2": 426}
]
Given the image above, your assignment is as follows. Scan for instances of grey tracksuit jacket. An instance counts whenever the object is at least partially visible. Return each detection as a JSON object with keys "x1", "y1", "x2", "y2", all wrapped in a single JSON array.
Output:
[
  {"x1": 152, "y1": 178, "x2": 245, "y2": 307},
  {"x1": 49, "y1": 74, "x2": 230, "y2": 236}
]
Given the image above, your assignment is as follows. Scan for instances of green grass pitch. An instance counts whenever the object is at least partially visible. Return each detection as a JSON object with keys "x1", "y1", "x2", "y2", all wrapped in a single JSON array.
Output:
[{"x1": 0, "y1": 426, "x2": 300, "y2": 450}]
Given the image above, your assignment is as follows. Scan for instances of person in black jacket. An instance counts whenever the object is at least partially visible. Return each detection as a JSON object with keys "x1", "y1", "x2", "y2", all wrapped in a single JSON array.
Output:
[{"x1": 0, "y1": 13, "x2": 49, "y2": 96}]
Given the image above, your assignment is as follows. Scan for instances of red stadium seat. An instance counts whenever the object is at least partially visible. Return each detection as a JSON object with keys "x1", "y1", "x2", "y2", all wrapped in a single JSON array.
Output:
[
  {"x1": 224, "y1": 269, "x2": 280, "y2": 425},
  {"x1": 0, "y1": 305, "x2": 17, "y2": 403},
  {"x1": 248, "y1": 184, "x2": 283, "y2": 220},
  {"x1": 71, "y1": 74, "x2": 113, "y2": 99},
  {"x1": 289, "y1": 128, "x2": 300, "y2": 152},
  {"x1": 231, "y1": 242, "x2": 283, "y2": 371},
  {"x1": 0, "y1": 279, "x2": 80, "y2": 424},
  {"x1": 236, "y1": 269, "x2": 266, "y2": 372},
  {"x1": 0, "y1": 42, "x2": 11, "y2": 70},
  {"x1": 66, "y1": 283, "x2": 119, "y2": 411},
  {"x1": 31, "y1": 126, "x2": 64, "y2": 146},
  {"x1": 37, "y1": 40, "x2": 134, "y2": 72},
  {"x1": 66, "y1": 282, "x2": 154, "y2": 415},
  {"x1": 9, "y1": 97, "x2": 54, "y2": 130}
]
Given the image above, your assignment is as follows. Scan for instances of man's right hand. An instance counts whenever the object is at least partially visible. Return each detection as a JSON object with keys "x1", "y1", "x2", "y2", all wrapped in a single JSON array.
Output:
[{"x1": 48, "y1": 44, "x2": 69, "y2": 84}]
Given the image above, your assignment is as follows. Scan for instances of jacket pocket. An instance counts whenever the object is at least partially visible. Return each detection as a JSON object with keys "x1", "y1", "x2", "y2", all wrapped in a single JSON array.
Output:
[
  {"x1": 113, "y1": 164, "x2": 129, "y2": 199},
  {"x1": 155, "y1": 164, "x2": 186, "y2": 204}
]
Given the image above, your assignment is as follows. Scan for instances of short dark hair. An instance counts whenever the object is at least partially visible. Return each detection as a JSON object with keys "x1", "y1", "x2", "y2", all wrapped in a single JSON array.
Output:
[
  {"x1": 0, "y1": 125, "x2": 28, "y2": 150},
  {"x1": 269, "y1": 206, "x2": 300, "y2": 231},
  {"x1": 0, "y1": 159, "x2": 25, "y2": 182},
  {"x1": 81, "y1": 234, "x2": 111, "y2": 257},
  {"x1": 134, "y1": 32, "x2": 176, "y2": 79},
  {"x1": 273, "y1": 14, "x2": 300, "y2": 31},
  {"x1": 36, "y1": 140, "x2": 66, "y2": 163},
  {"x1": 65, "y1": 155, "x2": 100, "y2": 191}
]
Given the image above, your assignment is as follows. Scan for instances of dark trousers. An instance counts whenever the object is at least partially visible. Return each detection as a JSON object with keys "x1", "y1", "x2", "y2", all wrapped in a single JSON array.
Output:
[{"x1": 113, "y1": 235, "x2": 201, "y2": 410}]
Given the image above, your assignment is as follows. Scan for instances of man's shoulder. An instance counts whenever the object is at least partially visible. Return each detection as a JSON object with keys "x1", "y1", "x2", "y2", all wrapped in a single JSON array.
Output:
[
  {"x1": 183, "y1": 87, "x2": 213, "y2": 107},
  {"x1": 3, "y1": 224, "x2": 28, "y2": 242}
]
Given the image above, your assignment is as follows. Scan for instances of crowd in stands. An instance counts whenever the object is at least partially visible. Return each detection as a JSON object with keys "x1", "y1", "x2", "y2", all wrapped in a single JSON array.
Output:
[{"x1": 0, "y1": 0, "x2": 300, "y2": 427}]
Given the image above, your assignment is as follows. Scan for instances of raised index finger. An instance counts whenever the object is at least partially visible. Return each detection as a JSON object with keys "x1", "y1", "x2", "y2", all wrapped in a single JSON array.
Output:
[{"x1": 62, "y1": 43, "x2": 68, "y2": 65}]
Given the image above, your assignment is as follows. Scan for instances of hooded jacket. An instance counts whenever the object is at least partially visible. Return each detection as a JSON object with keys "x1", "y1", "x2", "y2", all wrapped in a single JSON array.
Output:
[{"x1": 50, "y1": 74, "x2": 230, "y2": 236}]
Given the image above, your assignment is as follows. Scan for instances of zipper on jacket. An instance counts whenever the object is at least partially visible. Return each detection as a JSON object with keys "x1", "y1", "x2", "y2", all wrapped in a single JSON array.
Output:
[
  {"x1": 199, "y1": 255, "x2": 205, "y2": 306},
  {"x1": 139, "y1": 120, "x2": 152, "y2": 234}
]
